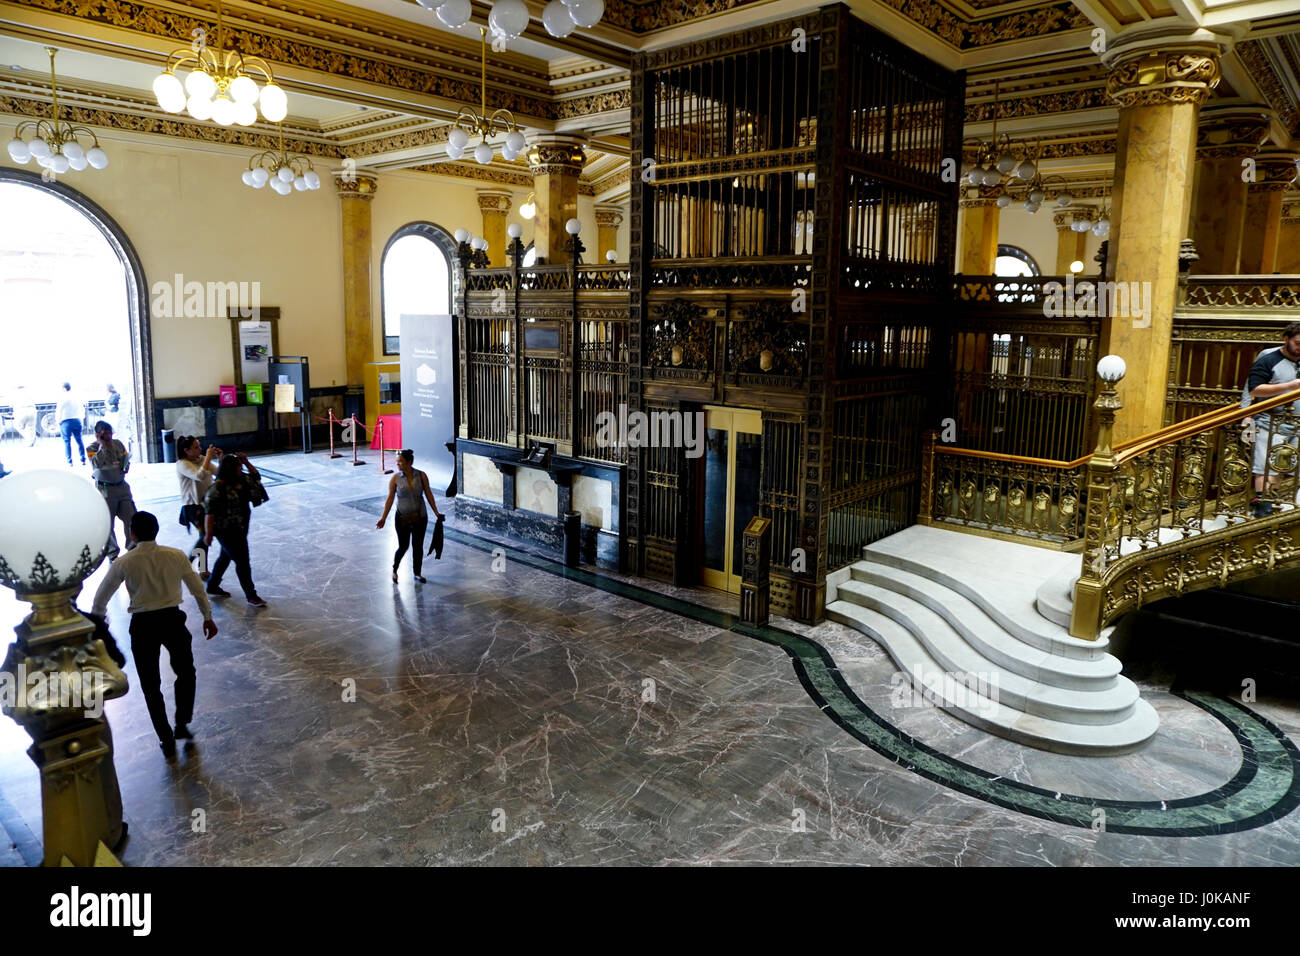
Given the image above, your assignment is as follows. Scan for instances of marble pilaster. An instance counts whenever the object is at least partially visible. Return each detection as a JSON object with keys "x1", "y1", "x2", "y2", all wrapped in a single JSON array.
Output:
[
  {"x1": 1103, "y1": 40, "x2": 1222, "y2": 443},
  {"x1": 1188, "y1": 107, "x2": 1271, "y2": 274},
  {"x1": 595, "y1": 205, "x2": 624, "y2": 262},
  {"x1": 476, "y1": 190, "x2": 513, "y2": 268},
  {"x1": 959, "y1": 191, "x2": 999, "y2": 274},
  {"x1": 335, "y1": 173, "x2": 379, "y2": 396},
  {"x1": 1053, "y1": 210, "x2": 1091, "y2": 274},
  {"x1": 1239, "y1": 152, "x2": 1299, "y2": 275},
  {"x1": 1278, "y1": 204, "x2": 1300, "y2": 274},
  {"x1": 528, "y1": 137, "x2": 586, "y2": 265}
]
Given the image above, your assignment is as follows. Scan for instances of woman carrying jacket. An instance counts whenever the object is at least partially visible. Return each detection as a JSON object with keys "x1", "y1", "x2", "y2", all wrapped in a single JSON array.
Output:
[{"x1": 377, "y1": 449, "x2": 443, "y2": 583}]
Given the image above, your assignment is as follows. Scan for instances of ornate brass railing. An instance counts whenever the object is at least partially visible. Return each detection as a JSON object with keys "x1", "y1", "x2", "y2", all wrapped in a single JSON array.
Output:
[
  {"x1": 1070, "y1": 378, "x2": 1300, "y2": 638},
  {"x1": 1181, "y1": 275, "x2": 1300, "y2": 311}
]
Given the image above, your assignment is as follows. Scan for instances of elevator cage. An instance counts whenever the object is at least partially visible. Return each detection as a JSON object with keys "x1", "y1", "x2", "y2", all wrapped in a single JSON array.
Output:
[{"x1": 454, "y1": 3, "x2": 963, "y2": 623}]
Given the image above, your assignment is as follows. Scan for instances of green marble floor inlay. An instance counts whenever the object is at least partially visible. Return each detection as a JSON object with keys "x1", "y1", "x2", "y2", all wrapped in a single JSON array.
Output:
[{"x1": 437, "y1": 523, "x2": 1300, "y2": 837}]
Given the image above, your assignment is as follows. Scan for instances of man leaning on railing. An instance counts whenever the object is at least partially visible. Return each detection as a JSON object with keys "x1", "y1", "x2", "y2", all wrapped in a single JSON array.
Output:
[{"x1": 1243, "y1": 321, "x2": 1300, "y2": 517}]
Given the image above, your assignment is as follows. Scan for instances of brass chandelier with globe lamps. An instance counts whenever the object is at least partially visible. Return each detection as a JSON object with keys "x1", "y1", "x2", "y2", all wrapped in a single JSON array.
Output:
[{"x1": 5, "y1": 49, "x2": 110, "y2": 176}]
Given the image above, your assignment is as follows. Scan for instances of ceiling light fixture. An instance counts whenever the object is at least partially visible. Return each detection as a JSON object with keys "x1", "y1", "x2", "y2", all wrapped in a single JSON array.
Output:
[
  {"x1": 6, "y1": 49, "x2": 109, "y2": 177},
  {"x1": 444, "y1": 28, "x2": 528, "y2": 166},
  {"x1": 416, "y1": 0, "x2": 605, "y2": 38},
  {"x1": 962, "y1": 80, "x2": 1036, "y2": 189},
  {"x1": 241, "y1": 124, "x2": 321, "y2": 194},
  {"x1": 152, "y1": 0, "x2": 286, "y2": 127}
]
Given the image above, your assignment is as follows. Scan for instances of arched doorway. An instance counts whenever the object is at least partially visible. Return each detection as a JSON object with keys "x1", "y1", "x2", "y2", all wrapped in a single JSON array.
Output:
[
  {"x1": 380, "y1": 222, "x2": 457, "y2": 356},
  {"x1": 0, "y1": 169, "x2": 155, "y2": 462}
]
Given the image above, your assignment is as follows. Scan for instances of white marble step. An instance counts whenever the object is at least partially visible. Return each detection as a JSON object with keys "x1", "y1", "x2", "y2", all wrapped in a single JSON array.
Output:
[
  {"x1": 850, "y1": 564, "x2": 1120, "y2": 690},
  {"x1": 861, "y1": 524, "x2": 1111, "y2": 660},
  {"x1": 826, "y1": 600, "x2": 1160, "y2": 755},
  {"x1": 835, "y1": 580, "x2": 1138, "y2": 725}
]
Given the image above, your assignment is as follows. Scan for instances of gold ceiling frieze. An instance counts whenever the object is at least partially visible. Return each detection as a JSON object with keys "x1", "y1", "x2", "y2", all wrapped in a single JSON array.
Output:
[
  {"x1": 0, "y1": 93, "x2": 340, "y2": 156},
  {"x1": 965, "y1": 86, "x2": 1111, "y2": 123},
  {"x1": 1237, "y1": 40, "x2": 1300, "y2": 136},
  {"x1": 344, "y1": 124, "x2": 448, "y2": 157},
  {"x1": 11, "y1": 0, "x2": 572, "y2": 119},
  {"x1": 591, "y1": 165, "x2": 630, "y2": 195},
  {"x1": 961, "y1": 130, "x2": 1118, "y2": 161}
]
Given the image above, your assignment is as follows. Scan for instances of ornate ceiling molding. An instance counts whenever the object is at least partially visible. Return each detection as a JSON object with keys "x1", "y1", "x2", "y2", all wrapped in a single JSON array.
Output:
[
  {"x1": 1237, "y1": 39, "x2": 1300, "y2": 136},
  {"x1": 1106, "y1": 50, "x2": 1222, "y2": 109},
  {"x1": 965, "y1": 85, "x2": 1110, "y2": 123}
]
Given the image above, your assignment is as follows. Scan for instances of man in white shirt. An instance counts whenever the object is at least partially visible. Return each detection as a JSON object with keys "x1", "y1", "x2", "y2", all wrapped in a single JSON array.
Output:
[
  {"x1": 92, "y1": 510, "x2": 219, "y2": 758},
  {"x1": 56, "y1": 382, "x2": 86, "y2": 466}
]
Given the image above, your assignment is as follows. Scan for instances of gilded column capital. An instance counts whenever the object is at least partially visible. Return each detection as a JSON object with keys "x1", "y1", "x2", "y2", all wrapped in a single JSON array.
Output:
[
  {"x1": 1105, "y1": 48, "x2": 1221, "y2": 108},
  {"x1": 595, "y1": 204, "x2": 625, "y2": 228},
  {"x1": 1196, "y1": 106, "x2": 1272, "y2": 158},
  {"x1": 527, "y1": 137, "x2": 586, "y2": 177},
  {"x1": 1248, "y1": 150, "x2": 1299, "y2": 192},
  {"x1": 334, "y1": 172, "x2": 379, "y2": 198},
  {"x1": 958, "y1": 184, "x2": 1002, "y2": 209},
  {"x1": 476, "y1": 189, "x2": 513, "y2": 214}
]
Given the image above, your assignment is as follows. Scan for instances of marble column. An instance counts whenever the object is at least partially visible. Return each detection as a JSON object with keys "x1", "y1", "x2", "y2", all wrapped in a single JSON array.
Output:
[
  {"x1": 595, "y1": 204, "x2": 624, "y2": 262},
  {"x1": 959, "y1": 190, "x2": 999, "y2": 274},
  {"x1": 476, "y1": 190, "x2": 512, "y2": 268},
  {"x1": 1102, "y1": 39, "x2": 1222, "y2": 442},
  {"x1": 1188, "y1": 107, "x2": 1271, "y2": 274},
  {"x1": 1239, "y1": 151, "x2": 1299, "y2": 274},
  {"x1": 527, "y1": 137, "x2": 586, "y2": 265},
  {"x1": 1278, "y1": 204, "x2": 1300, "y2": 274},
  {"x1": 335, "y1": 172, "x2": 379, "y2": 404},
  {"x1": 1053, "y1": 210, "x2": 1090, "y2": 274}
]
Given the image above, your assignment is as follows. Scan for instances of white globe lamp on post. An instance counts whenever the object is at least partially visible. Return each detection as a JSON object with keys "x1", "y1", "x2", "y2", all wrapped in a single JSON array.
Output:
[{"x1": 0, "y1": 469, "x2": 130, "y2": 866}]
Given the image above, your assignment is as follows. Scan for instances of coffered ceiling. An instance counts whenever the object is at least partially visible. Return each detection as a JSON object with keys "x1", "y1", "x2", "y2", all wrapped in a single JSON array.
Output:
[{"x1": 1, "y1": 0, "x2": 1298, "y2": 206}]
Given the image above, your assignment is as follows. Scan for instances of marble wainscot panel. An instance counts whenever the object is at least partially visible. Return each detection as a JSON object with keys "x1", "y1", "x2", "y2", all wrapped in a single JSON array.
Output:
[
  {"x1": 462, "y1": 452, "x2": 504, "y2": 503},
  {"x1": 516, "y1": 466, "x2": 558, "y2": 516}
]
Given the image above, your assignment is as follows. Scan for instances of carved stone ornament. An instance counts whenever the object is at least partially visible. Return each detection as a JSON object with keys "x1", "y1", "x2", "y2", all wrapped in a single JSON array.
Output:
[
  {"x1": 528, "y1": 142, "x2": 586, "y2": 177},
  {"x1": 647, "y1": 300, "x2": 711, "y2": 370},
  {"x1": 1196, "y1": 109, "x2": 1272, "y2": 158},
  {"x1": 595, "y1": 206, "x2": 625, "y2": 228},
  {"x1": 1106, "y1": 51, "x2": 1221, "y2": 109}
]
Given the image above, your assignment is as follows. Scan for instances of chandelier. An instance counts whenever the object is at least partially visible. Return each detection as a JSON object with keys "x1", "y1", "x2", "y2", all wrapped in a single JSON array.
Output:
[
  {"x1": 240, "y1": 125, "x2": 322, "y2": 194},
  {"x1": 964, "y1": 81, "x2": 1036, "y2": 188},
  {"x1": 418, "y1": 0, "x2": 605, "y2": 38},
  {"x1": 445, "y1": 28, "x2": 529, "y2": 165},
  {"x1": 5, "y1": 49, "x2": 109, "y2": 176},
  {"x1": 151, "y1": 0, "x2": 287, "y2": 126}
]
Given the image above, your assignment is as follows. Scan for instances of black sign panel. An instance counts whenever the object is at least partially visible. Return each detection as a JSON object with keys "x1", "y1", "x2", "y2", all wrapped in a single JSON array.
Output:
[{"x1": 399, "y1": 314, "x2": 456, "y2": 495}]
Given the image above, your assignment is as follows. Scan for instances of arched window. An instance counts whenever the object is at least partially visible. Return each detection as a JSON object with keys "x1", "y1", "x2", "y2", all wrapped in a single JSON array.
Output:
[
  {"x1": 522, "y1": 241, "x2": 536, "y2": 268},
  {"x1": 381, "y1": 223, "x2": 456, "y2": 355},
  {"x1": 995, "y1": 244, "x2": 1040, "y2": 277}
]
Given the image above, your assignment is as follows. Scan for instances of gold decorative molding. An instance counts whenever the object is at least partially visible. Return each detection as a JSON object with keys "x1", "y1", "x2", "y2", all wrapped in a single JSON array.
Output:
[
  {"x1": 406, "y1": 161, "x2": 535, "y2": 189},
  {"x1": 335, "y1": 173, "x2": 378, "y2": 198},
  {"x1": 1106, "y1": 51, "x2": 1221, "y2": 109},
  {"x1": 595, "y1": 205, "x2": 625, "y2": 227},
  {"x1": 591, "y1": 165, "x2": 631, "y2": 195},
  {"x1": 1237, "y1": 40, "x2": 1300, "y2": 137},
  {"x1": 965, "y1": 86, "x2": 1110, "y2": 124},
  {"x1": 1196, "y1": 108, "x2": 1272, "y2": 158},
  {"x1": 528, "y1": 141, "x2": 586, "y2": 177},
  {"x1": 476, "y1": 190, "x2": 513, "y2": 214}
]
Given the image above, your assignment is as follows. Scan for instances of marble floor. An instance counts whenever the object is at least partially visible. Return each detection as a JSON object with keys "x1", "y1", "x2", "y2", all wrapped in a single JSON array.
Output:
[{"x1": 1, "y1": 450, "x2": 1298, "y2": 866}]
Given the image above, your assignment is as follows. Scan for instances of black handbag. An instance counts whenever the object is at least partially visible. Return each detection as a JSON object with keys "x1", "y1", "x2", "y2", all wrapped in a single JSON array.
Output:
[{"x1": 246, "y1": 474, "x2": 270, "y2": 507}]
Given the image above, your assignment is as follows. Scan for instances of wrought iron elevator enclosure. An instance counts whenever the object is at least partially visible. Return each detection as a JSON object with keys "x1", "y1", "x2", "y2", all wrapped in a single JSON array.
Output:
[{"x1": 628, "y1": 5, "x2": 964, "y2": 622}]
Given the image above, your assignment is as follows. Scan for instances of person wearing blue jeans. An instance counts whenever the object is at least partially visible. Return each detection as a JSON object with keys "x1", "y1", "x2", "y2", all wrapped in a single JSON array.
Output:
[{"x1": 56, "y1": 383, "x2": 85, "y2": 466}]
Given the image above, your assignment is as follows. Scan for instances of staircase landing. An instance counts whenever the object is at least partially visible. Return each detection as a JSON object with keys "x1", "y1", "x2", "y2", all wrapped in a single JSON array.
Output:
[{"x1": 826, "y1": 524, "x2": 1158, "y2": 756}]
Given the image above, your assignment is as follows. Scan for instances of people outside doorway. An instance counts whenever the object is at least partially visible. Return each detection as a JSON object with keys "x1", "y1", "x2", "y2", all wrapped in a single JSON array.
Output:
[
  {"x1": 1244, "y1": 322, "x2": 1300, "y2": 517},
  {"x1": 105, "y1": 383, "x2": 121, "y2": 429},
  {"x1": 56, "y1": 382, "x2": 86, "y2": 466},
  {"x1": 88, "y1": 420, "x2": 136, "y2": 561}
]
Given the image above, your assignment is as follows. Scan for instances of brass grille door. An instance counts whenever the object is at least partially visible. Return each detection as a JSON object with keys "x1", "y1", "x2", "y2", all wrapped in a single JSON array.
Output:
[{"x1": 701, "y1": 406, "x2": 762, "y2": 593}]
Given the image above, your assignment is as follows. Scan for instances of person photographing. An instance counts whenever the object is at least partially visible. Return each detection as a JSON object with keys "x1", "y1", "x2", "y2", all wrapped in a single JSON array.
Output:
[{"x1": 91, "y1": 511, "x2": 218, "y2": 759}]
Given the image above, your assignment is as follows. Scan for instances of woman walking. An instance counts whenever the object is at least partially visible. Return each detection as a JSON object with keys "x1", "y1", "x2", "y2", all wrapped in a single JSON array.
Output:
[
  {"x1": 177, "y1": 436, "x2": 221, "y2": 575},
  {"x1": 203, "y1": 453, "x2": 267, "y2": 607},
  {"x1": 377, "y1": 449, "x2": 443, "y2": 583}
]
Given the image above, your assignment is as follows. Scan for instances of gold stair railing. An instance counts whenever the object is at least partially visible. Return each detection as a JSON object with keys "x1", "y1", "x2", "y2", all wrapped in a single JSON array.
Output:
[{"x1": 920, "y1": 359, "x2": 1300, "y2": 639}]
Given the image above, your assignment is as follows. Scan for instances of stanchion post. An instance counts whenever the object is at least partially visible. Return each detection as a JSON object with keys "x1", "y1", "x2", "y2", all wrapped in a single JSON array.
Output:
[
  {"x1": 328, "y1": 408, "x2": 342, "y2": 459},
  {"x1": 378, "y1": 419, "x2": 393, "y2": 475},
  {"x1": 351, "y1": 415, "x2": 366, "y2": 466}
]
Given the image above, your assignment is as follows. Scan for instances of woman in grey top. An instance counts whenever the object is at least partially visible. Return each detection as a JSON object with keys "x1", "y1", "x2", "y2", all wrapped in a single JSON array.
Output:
[{"x1": 376, "y1": 449, "x2": 443, "y2": 583}]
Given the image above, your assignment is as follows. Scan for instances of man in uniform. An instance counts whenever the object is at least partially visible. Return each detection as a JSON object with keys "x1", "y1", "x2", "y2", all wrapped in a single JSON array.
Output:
[{"x1": 87, "y1": 420, "x2": 136, "y2": 561}]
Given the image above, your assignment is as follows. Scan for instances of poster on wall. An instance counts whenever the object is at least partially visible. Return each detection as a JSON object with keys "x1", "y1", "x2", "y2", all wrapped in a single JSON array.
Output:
[
  {"x1": 238, "y1": 321, "x2": 274, "y2": 384},
  {"x1": 399, "y1": 313, "x2": 456, "y2": 495}
]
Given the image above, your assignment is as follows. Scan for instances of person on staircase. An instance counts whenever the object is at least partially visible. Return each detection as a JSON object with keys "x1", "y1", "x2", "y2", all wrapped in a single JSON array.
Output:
[{"x1": 1245, "y1": 321, "x2": 1300, "y2": 517}]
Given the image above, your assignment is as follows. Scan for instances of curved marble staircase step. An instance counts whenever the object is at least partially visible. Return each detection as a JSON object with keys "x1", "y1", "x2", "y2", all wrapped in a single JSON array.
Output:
[
  {"x1": 858, "y1": 525, "x2": 1111, "y2": 660},
  {"x1": 835, "y1": 580, "x2": 1139, "y2": 724},
  {"x1": 849, "y1": 565, "x2": 1119, "y2": 690},
  {"x1": 823, "y1": 524, "x2": 1158, "y2": 754},
  {"x1": 825, "y1": 598, "x2": 1159, "y2": 755}
]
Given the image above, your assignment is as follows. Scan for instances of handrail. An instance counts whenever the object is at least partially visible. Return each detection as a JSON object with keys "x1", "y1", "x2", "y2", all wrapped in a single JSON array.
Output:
[{"x1": 933, "y1": 388, "x2": 1300, "y2": 471}]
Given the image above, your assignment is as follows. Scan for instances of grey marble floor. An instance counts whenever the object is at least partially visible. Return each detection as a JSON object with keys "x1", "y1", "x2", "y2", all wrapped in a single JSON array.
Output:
[{"x1": 1, "y1": 451, "x2": 1298, "y2": 866}]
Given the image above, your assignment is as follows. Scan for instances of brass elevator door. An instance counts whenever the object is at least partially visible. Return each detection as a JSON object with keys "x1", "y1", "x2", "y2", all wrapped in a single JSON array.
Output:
[{"x1": 701, "y1": 406, "x2": 762, "y2": 594}]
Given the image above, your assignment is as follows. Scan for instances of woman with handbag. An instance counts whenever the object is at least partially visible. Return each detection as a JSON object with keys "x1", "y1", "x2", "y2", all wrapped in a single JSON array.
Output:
[
  {"x1": 203, "y1": 453, "x2": 267, "y2": 607},
  {"x1": 376, "y1": 449, "x2": 443, "y2": 583},
  {"x1": 176, "y1": 436, "x2": 221, "y2": 577}
]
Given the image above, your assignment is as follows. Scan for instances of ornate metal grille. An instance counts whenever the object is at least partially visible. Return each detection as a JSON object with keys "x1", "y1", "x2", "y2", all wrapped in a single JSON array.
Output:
[
  {"x1": 761, "y1": 418, "x2": 801, "y2": 570},
  {"x1": 576, "y1": 318, "x2": 630, "y2": 462},
  {"x1": 466, "y1": 314, "x2": 510, "y2": 444}
]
